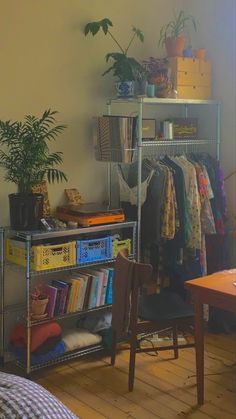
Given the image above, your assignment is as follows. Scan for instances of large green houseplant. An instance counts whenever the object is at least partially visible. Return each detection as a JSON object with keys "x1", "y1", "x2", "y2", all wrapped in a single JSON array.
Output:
[
  {"x1": 0, "y1": 109, "x2": 67, "y2": 230},
  {"x1": 158, "y1": 10, "x2": 198, "y2": 57},
  {"x1": 84, "y1": 18, "x2": 145, "y2": 96}
]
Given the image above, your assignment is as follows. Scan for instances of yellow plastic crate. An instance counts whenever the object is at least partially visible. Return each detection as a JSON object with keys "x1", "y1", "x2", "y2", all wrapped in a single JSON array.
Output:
[
  {"x1": 6, "y1": 238, "x2": 76, "y2": 271},
  {"x1": 112, "y1": 239, "x2": 131, "y2": 258}
]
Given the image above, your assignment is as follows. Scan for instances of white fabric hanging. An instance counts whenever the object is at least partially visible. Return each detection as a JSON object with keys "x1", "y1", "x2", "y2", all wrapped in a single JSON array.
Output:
[{"x1": 117, "y1": 165, "x2": 154, "y2": 206}]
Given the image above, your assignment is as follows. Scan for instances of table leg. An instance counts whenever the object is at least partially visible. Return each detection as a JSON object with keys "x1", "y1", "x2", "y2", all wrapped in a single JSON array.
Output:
[{"x1": 194, "y1": 298, "x2": 204, "y2": 405}]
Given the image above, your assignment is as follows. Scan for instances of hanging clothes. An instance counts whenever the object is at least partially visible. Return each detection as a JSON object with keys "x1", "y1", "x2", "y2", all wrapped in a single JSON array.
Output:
[
  {"x1": 118, "y1": 152, "x2": 227, "y2": 297},
  {"x1": 161, "y1": 164, "x2": 179, "y2": 240},
  {"x1": 198, "y1": 154, "x2": 227, "y2": 235},
  {"x1": 141, "y1": 161, "x2": 167, "y2": 246},
  {"x1": 174, "y1": 155, "x2": 201, "y2": 249},
  {"x1": 162, "y1": 156, "x2": 190, "y2": 246},
  {"x1": 117, "y1": 164, "x2": 154, "y2": 207}
]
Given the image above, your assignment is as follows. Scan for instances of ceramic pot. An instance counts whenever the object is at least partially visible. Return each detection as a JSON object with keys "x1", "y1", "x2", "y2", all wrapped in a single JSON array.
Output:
[
  {"x1": 9, "y1": 193, "x2": 43, "y2": 230},
  {"x1": 165, "y1": 36, "x2": 186, "y2": 57},
  {"x1": 194, "y1": 48, "x2": 206, "y2": 60},
  {"x1": 31, "y1": 298, "x2": 49, "y2": 316},
  {"x1": 116, "y1": 81, "x2": 135, "y2": 97},
  {"x1": 183, "y1": 47, "x2": 194, "y2": 58}
]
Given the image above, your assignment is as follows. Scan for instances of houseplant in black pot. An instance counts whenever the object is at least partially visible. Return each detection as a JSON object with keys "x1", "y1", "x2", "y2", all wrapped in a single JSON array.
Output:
[
  {"x1": 84, "y1": 18, "x2": 145, "y2": 97},
  {"x1": 0, "y1": 109, "x2": 67, "y2": 230}
]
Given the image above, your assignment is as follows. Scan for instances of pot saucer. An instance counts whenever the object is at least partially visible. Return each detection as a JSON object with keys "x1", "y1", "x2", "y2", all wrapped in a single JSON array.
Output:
[{"x1": 31, "y1": 312, "x2": 48, "y2": 320}]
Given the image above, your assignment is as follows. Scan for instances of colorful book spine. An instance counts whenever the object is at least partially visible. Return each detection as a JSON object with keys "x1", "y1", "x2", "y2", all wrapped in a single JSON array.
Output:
[
  {"x1": 44, "y1": 285, "x2": 57, "y2": 318},
  {"x1": 105, "y1": 268, "x2": 114, "y2": 304},
  {"x1": 100, "y1": 268, "x2": 109, "y2": 305}
]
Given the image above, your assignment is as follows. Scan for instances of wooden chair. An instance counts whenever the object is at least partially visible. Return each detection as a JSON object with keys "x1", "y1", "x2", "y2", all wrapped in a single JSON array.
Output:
[{"x1": 111, "y1": 252, "x2": 195, "y2": 391}]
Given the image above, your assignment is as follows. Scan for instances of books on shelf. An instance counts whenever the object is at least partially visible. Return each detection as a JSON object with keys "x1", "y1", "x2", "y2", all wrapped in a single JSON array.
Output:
[
  {"x1": 42, "y1": 266, "x2": 115, "y2": 319},
  {"x1": 105, "y1": 268, "x2": 114, "y2": 304},
  {"x1": 44, "y1": 285, "x2": 57, "y2": 318}
]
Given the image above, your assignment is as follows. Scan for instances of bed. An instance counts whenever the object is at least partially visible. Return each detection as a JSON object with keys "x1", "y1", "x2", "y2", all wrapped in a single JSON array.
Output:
[{"x1": 0, "y1": 371, "x2": 77, "y2": 418}]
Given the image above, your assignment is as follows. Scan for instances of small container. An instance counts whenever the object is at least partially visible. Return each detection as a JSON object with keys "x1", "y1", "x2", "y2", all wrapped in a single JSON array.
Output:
[
  {"x1": 194, "y1": 48, "x2": 207, "y2": 60},
  {"x1": 146, "y1": 84, "x2": 155, "y2": 98},
  {"x1": 68, "y1": 221, "x2": 78, "y2": 229}
]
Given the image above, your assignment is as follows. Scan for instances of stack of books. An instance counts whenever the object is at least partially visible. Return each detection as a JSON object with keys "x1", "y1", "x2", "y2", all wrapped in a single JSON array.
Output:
[{"x1": 44, "y1": 267, "x2": 114, "y2": 318}]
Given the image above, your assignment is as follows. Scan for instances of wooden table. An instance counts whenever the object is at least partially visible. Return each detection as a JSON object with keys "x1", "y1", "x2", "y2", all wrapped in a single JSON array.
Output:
[{"x1": 186, "y1": 269, "x2": 236, "y2": 405}]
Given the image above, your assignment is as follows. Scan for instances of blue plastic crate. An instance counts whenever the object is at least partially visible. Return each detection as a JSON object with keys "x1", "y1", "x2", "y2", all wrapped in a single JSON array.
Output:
[{"x1": 77, "y1": 236, "x2": 112, "y2": 264}]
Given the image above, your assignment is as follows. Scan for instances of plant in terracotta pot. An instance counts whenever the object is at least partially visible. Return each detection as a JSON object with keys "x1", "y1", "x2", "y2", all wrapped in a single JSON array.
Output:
[
  {"x1": 0, "y1": 109, "x2": 67, "y2": 230},
  {"x1": 84, "y1": 18, "x2": 144, "y2": 97},
  {"x1": 30, "y1": 284, "x2": 49, "y2": 319},
  {"x1": 158, "y1": 10, "x2": 198, "y2": 57}
]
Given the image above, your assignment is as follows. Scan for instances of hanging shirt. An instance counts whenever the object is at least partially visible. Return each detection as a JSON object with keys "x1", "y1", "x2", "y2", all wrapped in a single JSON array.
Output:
[
  {"x1": 141, "y1": 161, "x2": 167, "y2": 246},
  {"x1": 176, "y1": 156, "x2": 201, "y2": 250},
  {"x1": 161, "y1": 165, "x2": 177, "y2": 240},
  {"x1": 117, "y1": 165, "x2": 154, "y2": 206},
  {"x1": 166, "y1": 156, "x2": 192, "y2": 245},
  {"x1": 201, "y1": 165, "x2": 216, "y2": 235}
]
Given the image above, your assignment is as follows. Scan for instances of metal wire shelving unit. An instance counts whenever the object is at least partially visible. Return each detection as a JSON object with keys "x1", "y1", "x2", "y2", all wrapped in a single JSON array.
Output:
[
  {"x1": 0, "y1": 221, "x2": 136, "y2": 374},
  {"x1": 106, "y1": 97, "x2": 221, "y2": 261}
]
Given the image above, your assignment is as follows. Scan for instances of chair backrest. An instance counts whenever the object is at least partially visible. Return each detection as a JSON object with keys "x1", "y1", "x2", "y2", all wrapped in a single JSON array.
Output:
[{"x1": 112, "y1": 252, "x2": 153, "y2": 339}]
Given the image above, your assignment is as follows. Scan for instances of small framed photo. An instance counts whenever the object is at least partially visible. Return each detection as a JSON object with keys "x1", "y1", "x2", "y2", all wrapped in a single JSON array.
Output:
[{"x1": 142, "y1": 119, "x2": 156, "y2": 139}]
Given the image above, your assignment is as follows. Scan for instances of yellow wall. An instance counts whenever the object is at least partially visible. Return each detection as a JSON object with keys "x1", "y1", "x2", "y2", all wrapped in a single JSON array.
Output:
[
  {"x1": 0, "y1": 0, "x2": 235, "y2": 225},
  {"x1": 0, "y1": 0, "x2": 181, "y2": 225},
  {"x1": 184, "y1": 0, "x2": 236, "y2": 214}
]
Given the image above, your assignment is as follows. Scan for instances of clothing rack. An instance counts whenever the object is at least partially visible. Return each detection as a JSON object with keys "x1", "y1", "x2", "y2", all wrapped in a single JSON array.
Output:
[{"x1": 107, "y1": 98, "x2": 221, "y2": 261}]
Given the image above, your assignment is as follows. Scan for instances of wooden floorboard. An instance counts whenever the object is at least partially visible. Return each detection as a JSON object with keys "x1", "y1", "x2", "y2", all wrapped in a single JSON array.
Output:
[{"x1": 32, "y1": 332, "x2": 235, "y2": 418}]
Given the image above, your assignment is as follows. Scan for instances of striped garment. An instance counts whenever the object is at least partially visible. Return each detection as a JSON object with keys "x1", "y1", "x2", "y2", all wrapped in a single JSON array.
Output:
[{"x1": 0, "y1": 372, "x2": 78, "y2": 418}]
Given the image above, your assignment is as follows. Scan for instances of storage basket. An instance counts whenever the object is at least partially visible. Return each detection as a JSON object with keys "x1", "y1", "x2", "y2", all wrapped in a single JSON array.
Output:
[
  {"x1": 77, "y1": 236, "x2": 112, "y2": 264},
  {"x1": 6, "y1": 238, "x2": 76, "y2": 271},
  {"x1": 112, "y1": 238, "x2": 131, "y2": 258}
]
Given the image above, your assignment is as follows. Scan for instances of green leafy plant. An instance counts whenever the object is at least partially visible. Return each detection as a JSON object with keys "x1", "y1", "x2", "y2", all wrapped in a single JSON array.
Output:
[
  {"x1": 0, "y1": 109, "x2": 67, "y2": 194},
  {"x1": 158, "y1": 10, "x2": 198, "y2": 47},
  {"x1": 84, "y1": 18, "x2": 144, "y2": 81}
]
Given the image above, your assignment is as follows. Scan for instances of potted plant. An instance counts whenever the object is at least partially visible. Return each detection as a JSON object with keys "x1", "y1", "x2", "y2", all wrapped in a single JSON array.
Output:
[
  {"x1": 31, "y1": 284, "x2": 49, "y2": 319},
  {"x1": 0, "y1": 109, "x2": 67, "y2": 230},
  {"x1": 84, "y1": 18, "x2": 144, "y2": 97},
  {"x1": 158, "y1": 10, "x2": 198, "y2": 57},
  {"x1": 142, "y1": 57, "x2": 171, "y2": 97}
]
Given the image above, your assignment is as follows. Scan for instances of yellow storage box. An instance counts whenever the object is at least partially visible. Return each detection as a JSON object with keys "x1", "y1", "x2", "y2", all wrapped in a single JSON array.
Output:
[
  {"x1": 6, "y1": 238, "x2": 76, "y2": 271},
  {"x1": 177, "y1": 85, "x2": 211, "y2": 100},
  {"x1": 112, "y1": 239, "x2": 131, "y2": 258},
  {"x1": 170, "y1": 57, "x2": 200, "y2": 73},
  {"x1": 169, "y1": 57, "x2": 212, "y2": 100}
]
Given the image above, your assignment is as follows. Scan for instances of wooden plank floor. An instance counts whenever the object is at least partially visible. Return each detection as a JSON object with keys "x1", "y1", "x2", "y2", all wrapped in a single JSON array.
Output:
[{"x1": 33, "y1": 332, "x2": 236, "y2": 419}]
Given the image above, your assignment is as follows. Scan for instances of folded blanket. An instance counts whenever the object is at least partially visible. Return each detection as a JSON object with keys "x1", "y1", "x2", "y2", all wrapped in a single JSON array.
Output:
[
  {"x1": 32, "y1": 335, "x2": 62, "y2": 355},
  {"x1": 10, "y1": 340, "x2": 65, "y2": 365},
  {"x1": 62, "y1": 329, "x2": 102, "y2": 352},
  {"x1": 10, "y1": 321, "x2": 61, "y2": 352}
]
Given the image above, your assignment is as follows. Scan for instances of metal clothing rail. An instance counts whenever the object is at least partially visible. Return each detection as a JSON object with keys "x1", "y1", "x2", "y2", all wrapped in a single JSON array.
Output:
[{"x1": 107, "y1": 98, "x2": 221, "y2": 261}]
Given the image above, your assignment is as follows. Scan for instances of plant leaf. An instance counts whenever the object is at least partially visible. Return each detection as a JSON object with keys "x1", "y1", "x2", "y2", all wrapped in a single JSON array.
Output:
[{"x1": 132, "y1": 26, "x2": 144, "y2": 42}]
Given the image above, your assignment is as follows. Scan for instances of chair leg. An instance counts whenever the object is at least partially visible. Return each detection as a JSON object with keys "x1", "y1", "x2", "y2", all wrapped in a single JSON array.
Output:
[
  {"x1": 173, "y1": 325, "x2": 179, "y2": 359},
  {"x1": 128, "y1": 335, "x2": 137, "y2": 392},
  {"x1": 111, "y1": 330, "x2": 117, "y2": 366}
]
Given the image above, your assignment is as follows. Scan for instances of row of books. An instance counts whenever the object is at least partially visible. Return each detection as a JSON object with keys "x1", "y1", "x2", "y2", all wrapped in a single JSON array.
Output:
[{"x1": 44, "y1": 267, "x2": 114, "y2": 318}]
